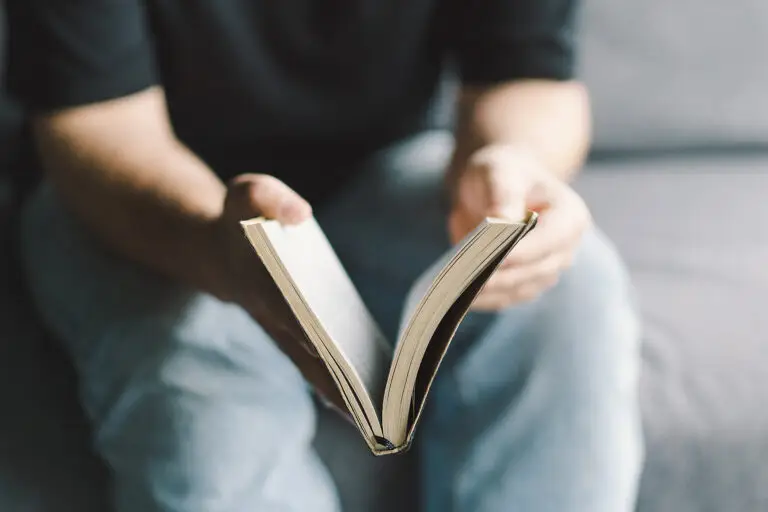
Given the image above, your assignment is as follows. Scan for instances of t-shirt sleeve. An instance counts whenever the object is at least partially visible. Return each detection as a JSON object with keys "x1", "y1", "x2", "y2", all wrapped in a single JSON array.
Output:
[
  {"x1": 5, "y1": 0, "x2": 157, "y2": 112},
  {"x1": 449, "y1": 0, "x2": 579, "y2": 84}
]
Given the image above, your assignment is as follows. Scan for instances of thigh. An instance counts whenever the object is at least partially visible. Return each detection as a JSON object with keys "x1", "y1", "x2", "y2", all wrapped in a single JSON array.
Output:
[
  {"x1": 420, "y1": 229, "x2": 643, "y2": 512},
  {"x1": 430, "y1": 228, "x2": 642, "y2": 426},
  {"x1": 20, "y1": 185, "x2": 339, "y2": 512}
]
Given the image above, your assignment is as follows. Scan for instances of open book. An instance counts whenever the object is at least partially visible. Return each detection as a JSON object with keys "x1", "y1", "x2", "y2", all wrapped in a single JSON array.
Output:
[{"x1": 241, "y1": 211, "x2": 537, "y2": 455}]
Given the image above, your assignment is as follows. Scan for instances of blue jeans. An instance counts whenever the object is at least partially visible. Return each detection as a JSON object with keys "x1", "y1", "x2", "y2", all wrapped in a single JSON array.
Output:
[{"x1": 20, "y1": 132, "x2": 642, "y2": 512}]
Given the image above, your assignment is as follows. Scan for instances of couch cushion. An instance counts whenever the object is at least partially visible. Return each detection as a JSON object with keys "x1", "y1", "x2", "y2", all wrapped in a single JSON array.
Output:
[
  {"x1": 580, "y1": 0, "x2": 768, "y2": 152},
  {"x1": 576, "y1": 155, "x2": 768, "y2": 512}
]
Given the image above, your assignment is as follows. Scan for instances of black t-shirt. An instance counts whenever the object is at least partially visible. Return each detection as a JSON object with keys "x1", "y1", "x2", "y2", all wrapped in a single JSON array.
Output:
[
  {"x1": 6, "y1": 0, "x2": 577, "y2": 201},
  {"x1": 0, "y1": 3, "x2": 34, "y2": 194}
]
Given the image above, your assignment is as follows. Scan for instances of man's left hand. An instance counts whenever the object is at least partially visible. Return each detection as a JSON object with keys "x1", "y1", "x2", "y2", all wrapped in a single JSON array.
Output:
[{"x1": 448, "y1": 144, "x2": 592, "y2": 310}]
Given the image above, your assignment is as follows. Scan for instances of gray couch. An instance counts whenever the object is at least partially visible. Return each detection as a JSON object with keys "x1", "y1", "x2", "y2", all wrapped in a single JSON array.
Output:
[{"x1": 2, "y1": 0, "x2": 768, "y2": 510}]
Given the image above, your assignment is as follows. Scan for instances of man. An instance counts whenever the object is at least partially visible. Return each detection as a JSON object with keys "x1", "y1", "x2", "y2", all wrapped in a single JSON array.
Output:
[{"x1": 6, "y1": 0, "x2": 642, "y2": 511}]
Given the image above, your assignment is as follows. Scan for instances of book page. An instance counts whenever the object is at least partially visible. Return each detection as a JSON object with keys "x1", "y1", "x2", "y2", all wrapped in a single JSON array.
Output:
[
  {"x1": 397, "y1": 242, "x2": 464, "y2": 341},
  {"x1": 404, "y1": 245, "x2": 512, "y2": 440},
  {"x1": 261, "y1": 218, "x2": 391, "y2": 406},
  {"x1": 396, "y1": 222, "x2": 490, "y2": 341},
  {"x1": 383, "y1": 213, "x2": 538, "y2": 445}
]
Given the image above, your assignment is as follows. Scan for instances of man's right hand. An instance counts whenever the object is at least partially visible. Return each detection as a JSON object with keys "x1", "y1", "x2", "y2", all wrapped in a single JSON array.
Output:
[
  {"x1": 31, "y1": 88, "x2": 348, "y2": 413},
  {"x1": 212, "y1": 173, "x2": 312, "y2": 305},
  {"x1": 210, "y1": 174, "x2": 349, "y2": 413}
]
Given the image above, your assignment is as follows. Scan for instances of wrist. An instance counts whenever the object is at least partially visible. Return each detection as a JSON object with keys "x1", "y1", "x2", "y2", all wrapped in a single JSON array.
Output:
[
  {"x1": 454, "y1": 81, "x2": 591, "y2": 180},
  {"x1": 195, "y1": 216, "x2": 239, "y2": 302}
]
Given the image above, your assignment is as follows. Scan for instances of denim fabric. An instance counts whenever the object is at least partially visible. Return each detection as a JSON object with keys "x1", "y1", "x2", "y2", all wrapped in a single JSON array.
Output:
[{"x1": 20, "y1": 131, "x2": 642, "y2": 512}]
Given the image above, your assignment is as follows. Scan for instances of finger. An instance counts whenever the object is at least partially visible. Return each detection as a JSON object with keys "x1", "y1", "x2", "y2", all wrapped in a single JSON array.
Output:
[
  {"x1": 227, "y1": 174, "x2": 312, "y2": 225},
  {"x1": 471, "y1": 292, "x2": 512, "y2": 311},
  {"x1": 471, "y1": 277, "x2": 552, "y2": 310},
  {"x1": 450, "y1": 167, "x2": 529, "y2": 244},
  {"x1": 448, "y1": 208, "x2": 481, "y2": 245},
  {"x1": 504, "y1": 198, "x2": 585, "y2": 267},
  {"x1": 459, "y1": 151, "x2": 530, "y2": 221},
  {"x1": 505, "y1": 212, "x2": 569, "y2": 265},
  {"x1": 485, "y1": 251, "x2": 571, "y2": 294}
]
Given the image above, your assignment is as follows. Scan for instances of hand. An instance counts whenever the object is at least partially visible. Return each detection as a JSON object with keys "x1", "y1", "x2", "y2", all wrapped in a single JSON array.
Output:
[
  {"x1": 449, "y1": 145, "x2": 592, "y2": 310},
  {"x1": 209, "y1": 174, "x2": 348, "y2": 412}
]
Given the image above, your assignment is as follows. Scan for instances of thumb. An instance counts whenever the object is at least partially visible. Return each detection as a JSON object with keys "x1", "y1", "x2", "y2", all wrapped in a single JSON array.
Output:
[
  {"x1": 457, "y1": 150, "x2": 528, "y2": 221},
  {"x1": 224, "y1": 174, "x2": 312, "y2": 225}
]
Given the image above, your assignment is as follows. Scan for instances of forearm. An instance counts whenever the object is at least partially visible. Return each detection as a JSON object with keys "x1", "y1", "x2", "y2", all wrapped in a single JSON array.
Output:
[
  {"x1": 451, "y1": 80, "x2": 591, "y2": 181},
  {"x1": 33, "y1": 87, "x2": 228, "y2": 296}
]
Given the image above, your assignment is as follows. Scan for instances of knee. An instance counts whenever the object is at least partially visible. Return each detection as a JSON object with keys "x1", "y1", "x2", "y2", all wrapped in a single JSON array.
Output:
[
  {"x1": 470, "y1": 228, "x2": 640, "y2": 394},
  {"x1": 536, "y1": 227, "x2": 642, "y2": 390},
  {"x1": 564, "y1": 228, "x2": 635, "y2": 310},
  {"x1": 561, "y1": 228, "x2": 639, "y2": 344},
  {"x1": 91, "y1": 299, "x2": 320, "y2": 503}
]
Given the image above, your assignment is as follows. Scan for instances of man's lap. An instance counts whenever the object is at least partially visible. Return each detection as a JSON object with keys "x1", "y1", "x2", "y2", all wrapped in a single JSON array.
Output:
[{"x1": 18, "y1": 131, "x2": 641, "y2": 511}]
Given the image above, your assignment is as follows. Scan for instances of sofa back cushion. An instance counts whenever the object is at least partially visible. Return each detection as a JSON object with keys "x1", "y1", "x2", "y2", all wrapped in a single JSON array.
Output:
[{"x1": 580, "y1": 0, "x2": 768, "y2": 152}]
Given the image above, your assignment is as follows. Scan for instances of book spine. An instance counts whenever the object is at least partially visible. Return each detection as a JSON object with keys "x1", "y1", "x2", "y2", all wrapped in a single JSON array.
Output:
[{"x1": 373, "y1": 436, "x2": 396, "y2": 451}]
